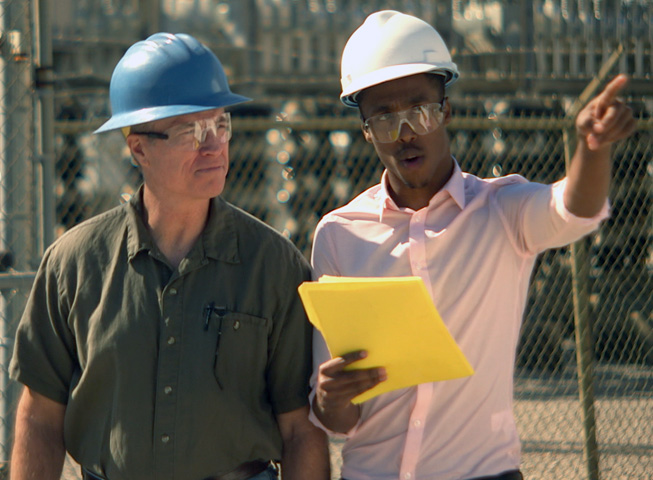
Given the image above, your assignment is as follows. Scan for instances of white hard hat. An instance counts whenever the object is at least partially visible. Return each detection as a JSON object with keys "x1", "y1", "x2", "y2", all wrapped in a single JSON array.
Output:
[{"x1": 340, "y1": 10, "x2": 459, "y2": 108}]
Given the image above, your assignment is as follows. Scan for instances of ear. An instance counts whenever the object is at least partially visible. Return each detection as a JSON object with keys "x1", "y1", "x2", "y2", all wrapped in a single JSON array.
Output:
[
  {"x1": 126, "y1": 135, "x2": 149, "y2": 167},
  {"x1": 443, "y1": 97, "x2": 453, "y2": 126},
  {"x1": 361, "y1": 124, "x2": 373, "y2": 143}
]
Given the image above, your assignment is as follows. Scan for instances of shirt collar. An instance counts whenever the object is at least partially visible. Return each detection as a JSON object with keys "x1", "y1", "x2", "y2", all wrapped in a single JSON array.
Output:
[
  {"x1": 442, "y1": 160, "x2": 466, "y2": 210},
  {"x1": 201, "y1": 197, "x2": 240, "y2": 264},
  {"x1": 125, "y1": 186, "x2": 153, "y2": 260},
  {"x1": 377, "y1": 158, "x2": 466, "y2": 217},
  {"x1": 125, "y1": 187, "x2": 240, "y2": 265}
]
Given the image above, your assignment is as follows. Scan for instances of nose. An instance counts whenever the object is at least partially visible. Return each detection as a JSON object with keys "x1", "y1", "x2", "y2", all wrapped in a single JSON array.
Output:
[
  {"x1": 197, "y1": 131, "x2": 228, "y2": 153},
  {"x1": 396, "y1": 118, "x2": 417, "y2": 143}
]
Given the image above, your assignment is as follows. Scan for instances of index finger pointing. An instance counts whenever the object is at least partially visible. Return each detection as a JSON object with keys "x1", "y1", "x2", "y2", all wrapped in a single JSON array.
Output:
[{"x1": 596, "y1": 74, "x2": 628, "y2": 113}]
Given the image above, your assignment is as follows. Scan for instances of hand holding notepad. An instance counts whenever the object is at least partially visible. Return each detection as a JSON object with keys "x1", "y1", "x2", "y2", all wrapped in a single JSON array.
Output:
[{"x1": 298, "y1": 276, "x2": 474, "y2": 403}]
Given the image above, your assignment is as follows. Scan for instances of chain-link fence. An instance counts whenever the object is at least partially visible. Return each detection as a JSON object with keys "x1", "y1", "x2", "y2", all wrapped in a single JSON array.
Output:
[
  {"x1": 0, "y1": 0, "x2": 37, "y2": 476},
  {"x1": 42, "y1": 108, "x2": 653, "y2": 480},
  {"x1": 1, "y1": 0, "x2": 652, "y2": 479}
]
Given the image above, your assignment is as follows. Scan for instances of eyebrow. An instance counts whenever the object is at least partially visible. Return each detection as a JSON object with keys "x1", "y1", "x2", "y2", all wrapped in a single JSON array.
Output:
[
  {"x1": 369, "y1": 95, "x2": 440, "y2": 116},
  {"x1": 173, "y1": 113, "x2": 228, "y2": 125}
]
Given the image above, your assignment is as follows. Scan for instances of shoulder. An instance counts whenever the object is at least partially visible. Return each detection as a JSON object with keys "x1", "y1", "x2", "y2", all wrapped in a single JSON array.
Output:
[
  {"x1": 32, "y1": 205, "x2": 129, "y2": 295},
  {"x1": 461, "y1": 172, "x2": 538, "y2": 203},
  {"x1": 318, "y1": 184, "x2": 382, "y2": 227},
  {"x1": 462, "y1": 172, "x2": 529, "y2": 190},
  {"x1": 46, "y1": 204, "x2": 128, "y2": 263},
  {"x1": 219, "y1": 199, "x2": 309, "y2": 267}
]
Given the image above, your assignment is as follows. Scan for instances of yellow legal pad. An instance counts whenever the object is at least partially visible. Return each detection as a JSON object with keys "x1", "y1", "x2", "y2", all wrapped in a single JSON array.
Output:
[{"x1": 299, "y1": 275, "x2": 474, "y2": 403}]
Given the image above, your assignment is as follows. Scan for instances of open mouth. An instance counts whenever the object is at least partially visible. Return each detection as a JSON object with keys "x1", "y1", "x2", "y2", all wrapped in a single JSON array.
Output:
[{"x1": 399, "y1": 154, "x2": 422, "y2": 167}]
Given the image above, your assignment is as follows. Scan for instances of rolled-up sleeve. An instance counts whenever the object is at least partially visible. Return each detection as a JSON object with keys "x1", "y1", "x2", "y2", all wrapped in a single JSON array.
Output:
[{"x1": 494, "y1": 177, "x2": 610, "y2": 256}]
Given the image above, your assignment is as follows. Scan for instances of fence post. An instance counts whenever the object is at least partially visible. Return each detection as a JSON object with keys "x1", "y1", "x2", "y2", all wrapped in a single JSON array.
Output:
[
  {"x1": 562, "y1": 45, "x2": 624, "y2": 480},
  {"x1": 36, "y1": 0, "x2": 56, "y2": 252}
]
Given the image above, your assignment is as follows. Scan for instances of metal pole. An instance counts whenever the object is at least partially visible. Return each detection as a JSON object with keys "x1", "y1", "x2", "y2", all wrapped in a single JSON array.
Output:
[
  {"x1": 0, "y1": 1, "x2": 6, "y2": 464},
  {"x1": 36, "y1": 0, "x2": 56, "y2": 252},
  {"x1": 139, "y1": 0, "x2": 160, "y2": 36},
  {"x1": 562, "y1": 45, "x2": 624, "y2": 480}
]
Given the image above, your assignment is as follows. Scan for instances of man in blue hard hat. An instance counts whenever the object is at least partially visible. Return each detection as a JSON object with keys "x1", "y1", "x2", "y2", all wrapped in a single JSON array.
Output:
[
  {"x1": 9, "y1": 33, "x2": 329, "y2": 480},
  {"x1": 309, "y1": 10, "x2": 636, "y2": 480}
]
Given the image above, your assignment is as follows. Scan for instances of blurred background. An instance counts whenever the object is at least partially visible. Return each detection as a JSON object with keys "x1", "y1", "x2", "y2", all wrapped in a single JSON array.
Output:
[{"x1": 0, "y1": 1, "x2": 651, "y2": 478}]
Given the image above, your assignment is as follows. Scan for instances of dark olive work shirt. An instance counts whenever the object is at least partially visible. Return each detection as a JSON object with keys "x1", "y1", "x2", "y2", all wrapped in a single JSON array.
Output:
[{"x1": 10, "y1": 188, "x2": 314, "y2": 480}]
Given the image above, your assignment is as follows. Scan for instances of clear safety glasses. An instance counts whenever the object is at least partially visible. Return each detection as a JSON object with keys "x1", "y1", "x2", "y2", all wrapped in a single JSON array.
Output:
[
  {"x1": 363, "y1": 101, "x2": 445, "y2": 143},
  {"x1": 132, "y1": 112, "x2": 232, "y2": 150}
]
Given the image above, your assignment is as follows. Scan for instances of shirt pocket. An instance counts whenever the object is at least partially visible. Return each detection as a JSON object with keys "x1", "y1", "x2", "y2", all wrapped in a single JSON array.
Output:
[{"x1": 211, "y1": 310, "x2": 269, "y2": 397}]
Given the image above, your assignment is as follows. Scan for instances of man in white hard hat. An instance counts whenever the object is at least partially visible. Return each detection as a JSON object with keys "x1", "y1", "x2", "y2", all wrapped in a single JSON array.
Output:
[
  {"x1": 309, "y1": 11, "x2": 636, "y2": 480},
  {"x1": 10, "y1": 33, "x2": 329, "y2": 480}
]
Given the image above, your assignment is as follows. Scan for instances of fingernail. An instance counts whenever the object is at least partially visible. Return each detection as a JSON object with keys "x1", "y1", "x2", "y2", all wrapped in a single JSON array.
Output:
[
  {"x1": 359, "y1": 351, "x2": 368, "y2": 359},
  {"x1": 378, "y1": 368, "x2": 387, "y2": 381}
]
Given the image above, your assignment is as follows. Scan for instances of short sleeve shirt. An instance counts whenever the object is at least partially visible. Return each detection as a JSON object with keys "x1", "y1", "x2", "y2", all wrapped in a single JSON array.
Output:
[{"x1": 10, "y1": 189, "x2": 314, "y2": 480}]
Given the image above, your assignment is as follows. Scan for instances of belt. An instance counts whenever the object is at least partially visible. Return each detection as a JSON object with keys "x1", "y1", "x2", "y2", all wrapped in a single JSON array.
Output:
[
  {"x1": 340, "y1": 469, "x2": 523, "y2": 480},
  {"x1": 82, "y1": 460, "x2": 272, "y2": 480},
  {"x1": 205, "y1": 460, "x2": 271, "y2": 480},
  {"x1": 468, "y1": 470, "x2": 523, "y2": 480}
]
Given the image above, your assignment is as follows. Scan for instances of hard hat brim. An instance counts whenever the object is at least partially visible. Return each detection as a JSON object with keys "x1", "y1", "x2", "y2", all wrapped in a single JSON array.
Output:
[
  {"x1": 340, "y1": 63, "x2": 458, "y2": 108},
  {"x1": 94, "y1": 93, "x2": 252, "y2": 134}
]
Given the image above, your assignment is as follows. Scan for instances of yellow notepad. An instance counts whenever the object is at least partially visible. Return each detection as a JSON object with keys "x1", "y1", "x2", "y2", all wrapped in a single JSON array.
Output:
[{"x1": 299, "y1": 275, "x2": 474, "y2": 403}]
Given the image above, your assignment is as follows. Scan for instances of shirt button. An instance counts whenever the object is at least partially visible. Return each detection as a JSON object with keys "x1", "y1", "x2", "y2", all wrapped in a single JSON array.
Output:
[
  {"x1": 403, "y1": 473, "x2": 412, "y2": 479},
  {"x1": 168, "y1": 288, "x2": 177, "y2": 296},
  {"x1": 161, "y1": 434, "x2": 170, "y2": 443},
  {"x1": 167, "y1": 336, "x2": 176, "y2": 345},
  {"x1": 164, "y1": 386, "x2": 173, "y2": 395},
  {"x1": 413, "y1": 420, "x2": 422, "y2": 427}
]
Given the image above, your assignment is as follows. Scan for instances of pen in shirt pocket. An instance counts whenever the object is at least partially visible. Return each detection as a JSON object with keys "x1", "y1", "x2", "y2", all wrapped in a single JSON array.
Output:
[
  {"x1": 204, "y1": 302, "x2": 228, "y2": 330},
  {"x1": 204, "y1": 302, "x2": 228, "y2": 389}
]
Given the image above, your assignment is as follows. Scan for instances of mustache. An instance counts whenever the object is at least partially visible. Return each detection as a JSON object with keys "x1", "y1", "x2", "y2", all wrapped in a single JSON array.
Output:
[{"x1": 395, "y1": 146, "x2": 424, "y2": 161}]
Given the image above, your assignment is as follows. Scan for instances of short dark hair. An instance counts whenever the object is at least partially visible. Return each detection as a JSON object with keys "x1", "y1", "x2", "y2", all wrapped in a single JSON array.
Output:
[{"x1": 426, "y1": 73, "x2": 446, "y2": 99}]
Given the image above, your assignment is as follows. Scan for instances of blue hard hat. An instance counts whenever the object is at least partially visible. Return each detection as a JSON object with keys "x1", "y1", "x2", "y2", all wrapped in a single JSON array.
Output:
[{"x1": 95, "y1": 33, "x2": 251, "y2": 133}]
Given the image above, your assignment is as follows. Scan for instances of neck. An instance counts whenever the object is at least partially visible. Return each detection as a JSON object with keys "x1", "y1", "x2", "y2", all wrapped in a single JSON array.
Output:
[
  {"x1": 389, "y1": 161, "x2": 455, "y2": 211},
  {"x1": 142, "y1": 186, "x2": 211, "y2": 268},
  {"x1": 389, "y1": 188, "x2": 434, "y2": 211}
]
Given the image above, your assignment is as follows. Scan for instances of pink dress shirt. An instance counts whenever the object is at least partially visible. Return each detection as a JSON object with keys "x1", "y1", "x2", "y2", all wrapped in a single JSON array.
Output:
[{"x1": 309, "y1": 162, "x2": 608, "y2": 480}]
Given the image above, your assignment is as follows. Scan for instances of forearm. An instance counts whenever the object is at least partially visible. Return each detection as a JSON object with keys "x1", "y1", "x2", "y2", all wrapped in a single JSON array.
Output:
[
  {"x1": 280, "y1": 423, "x2": 330, "y2": 480},
  {"x1": 11, "y1": 388, "x2": 66, "y2": 480},
  {"x1": 312, "y1": 396, "x2": 360, "y2": 434},
  {"x1": 11, "y1": 411, "x2": 66, "y2": 480},
  {"x1": 277, "y1": 407, "x2": 330, "y2": 480},
  {"x1": 564, "y1": 74, "x2": 637, "y2": 218},
  {"x1": 564, "y1": 138, "x2": 611, "y2": 218}
]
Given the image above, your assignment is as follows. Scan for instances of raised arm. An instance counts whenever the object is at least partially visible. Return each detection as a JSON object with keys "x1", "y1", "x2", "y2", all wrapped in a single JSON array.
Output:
[
  {"x1": 565, "y1": 74, "x2": 637, "y2": 217},
  {"x1": 11, "y1": 387, "x2": 66, "y2": 480}
]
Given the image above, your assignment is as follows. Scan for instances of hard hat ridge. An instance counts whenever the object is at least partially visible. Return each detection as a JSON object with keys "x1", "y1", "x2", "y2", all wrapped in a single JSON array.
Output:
[
  {"x1": 95, "y1": 32, "x2": 251, "y2": 134},
  {"x1": 340, "y1": 10, "x2": 459, "y2": 108}
]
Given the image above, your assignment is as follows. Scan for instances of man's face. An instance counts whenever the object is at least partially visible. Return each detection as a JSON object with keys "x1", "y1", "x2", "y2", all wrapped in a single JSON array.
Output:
[
  {"x1": 127, "y1": 108, "x2": 230, "y2": 202},
  {"x1": 358, "y1": 73, "x2": 453, "y2": 209}
]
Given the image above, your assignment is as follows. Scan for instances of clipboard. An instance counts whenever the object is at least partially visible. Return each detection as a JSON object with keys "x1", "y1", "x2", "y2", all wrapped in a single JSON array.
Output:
[{"x1": 299, "y1": 275, "x2": 474, "y2": 403}]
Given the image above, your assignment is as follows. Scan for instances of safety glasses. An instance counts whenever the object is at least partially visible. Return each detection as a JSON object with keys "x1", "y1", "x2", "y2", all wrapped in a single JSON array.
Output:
[
  {"x1": 132, "y1": 112, "x2": 232, "y2": 150},
  {"x1": 363, "y1": 101, "x2": 445, "y2": 143}
]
